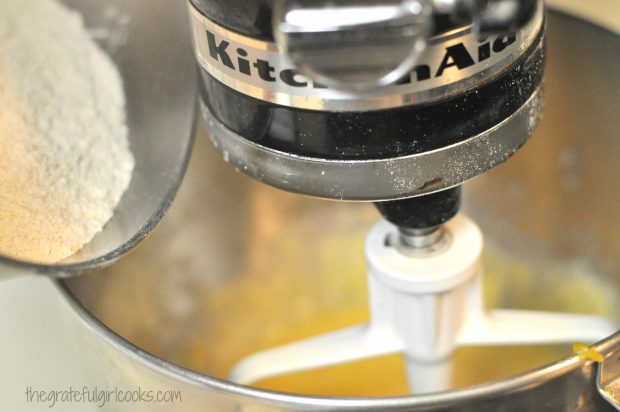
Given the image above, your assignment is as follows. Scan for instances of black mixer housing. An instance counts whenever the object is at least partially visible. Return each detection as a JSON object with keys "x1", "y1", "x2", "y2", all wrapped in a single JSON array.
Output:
[{"x1": 189, "y1": 0, "x2": 546, "y2": 210}]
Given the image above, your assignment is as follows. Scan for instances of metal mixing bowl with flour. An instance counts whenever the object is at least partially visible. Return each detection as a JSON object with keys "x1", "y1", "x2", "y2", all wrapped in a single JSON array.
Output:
[
  {"x1": 58, "y1": 0, "x2": 620, "y2": 410},
  {"x1": 0, "y1": 0, "x2": 195, "y2": 277}
]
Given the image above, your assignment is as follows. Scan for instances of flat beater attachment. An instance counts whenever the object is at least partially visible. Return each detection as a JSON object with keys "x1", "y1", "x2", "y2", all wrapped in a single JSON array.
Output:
[{"x1": 230, "y1": 215, "x2": 619, "y2": 393}]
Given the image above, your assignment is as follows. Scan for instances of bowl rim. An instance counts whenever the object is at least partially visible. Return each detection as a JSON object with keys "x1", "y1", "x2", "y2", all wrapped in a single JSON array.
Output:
[{"x1": 54, "y1": 279, "x2": 620, "y2": 409}]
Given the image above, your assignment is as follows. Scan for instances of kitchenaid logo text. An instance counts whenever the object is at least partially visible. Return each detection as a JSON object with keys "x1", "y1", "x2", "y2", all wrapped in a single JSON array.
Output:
[
  {"x1": 188, "y1": 2, "x2": 538, "y2": 110},
  {"x1": 203, "y1": 30, "x2": 516, "y2": 89},
  {"x1": 24, "y1": 385, "x2": 183, "y2": 408}
]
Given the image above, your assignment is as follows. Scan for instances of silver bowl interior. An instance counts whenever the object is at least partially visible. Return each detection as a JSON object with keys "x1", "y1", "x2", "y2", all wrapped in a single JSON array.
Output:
[
  {"x1": 0, "y1": 0, "x2": 196, "y2": 275},
  {"x1": 65, "y1": 7, "x2": 620, "y2": 399}
]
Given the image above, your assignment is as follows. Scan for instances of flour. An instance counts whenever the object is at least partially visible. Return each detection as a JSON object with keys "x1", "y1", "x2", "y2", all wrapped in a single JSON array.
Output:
[{"x1": 0, "y1": 0, "x2": 134, "y2": 263}]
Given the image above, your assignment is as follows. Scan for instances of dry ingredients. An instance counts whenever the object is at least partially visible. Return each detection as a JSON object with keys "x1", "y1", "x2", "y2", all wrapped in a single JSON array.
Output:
[{"x1": 0, "y1": 0, "x2": 134, "y2": 262}]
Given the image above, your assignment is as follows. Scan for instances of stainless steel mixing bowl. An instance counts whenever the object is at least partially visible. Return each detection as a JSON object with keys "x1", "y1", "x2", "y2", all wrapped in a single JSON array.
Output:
[{"x1": 59, "y1": 1, "x2": 620, "y2": 410}]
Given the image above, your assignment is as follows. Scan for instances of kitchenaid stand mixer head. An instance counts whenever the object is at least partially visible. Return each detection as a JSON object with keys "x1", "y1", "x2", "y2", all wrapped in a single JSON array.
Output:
[
  {"x1": 188, "y1": 0, "x2": 618, "y2": 394},
  {"x1": 191, "y1": 0, "x2": 544, "y2": 201}
]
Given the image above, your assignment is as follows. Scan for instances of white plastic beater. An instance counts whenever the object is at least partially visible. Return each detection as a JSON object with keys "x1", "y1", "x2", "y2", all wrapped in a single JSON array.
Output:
[{"x1": 230, "y1": 214, "x2": 619, "y2": 393}]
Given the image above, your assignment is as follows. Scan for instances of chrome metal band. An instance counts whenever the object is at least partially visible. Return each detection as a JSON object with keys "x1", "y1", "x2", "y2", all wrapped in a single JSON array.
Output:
[
  {"x1": 201, "y1": 86, "x2": 543, "y2": 201},
  {"x1": 189, "y1": 0, "x2": 544, "y2": 111}
]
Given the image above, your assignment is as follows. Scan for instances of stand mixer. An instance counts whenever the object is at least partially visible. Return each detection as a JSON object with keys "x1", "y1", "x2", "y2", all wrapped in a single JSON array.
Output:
[
  {"x1": 187, "y1": 0, "x2": 617, "y2": 395},
  {"x1": 37, "y1": 0, "x2": 620, "y2": 410}
]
